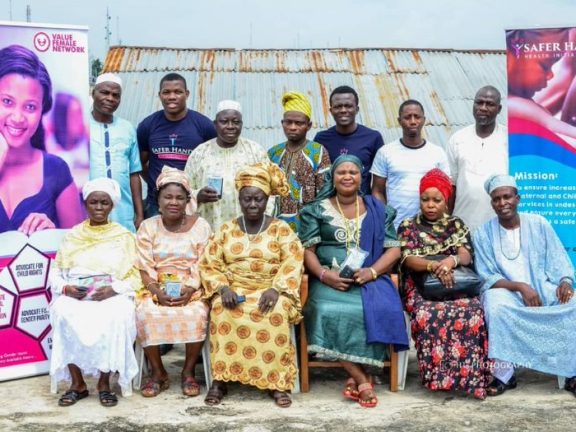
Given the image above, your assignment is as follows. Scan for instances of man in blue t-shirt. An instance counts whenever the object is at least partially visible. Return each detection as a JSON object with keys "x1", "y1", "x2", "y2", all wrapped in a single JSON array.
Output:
[
  {"x1": 137, "y1": 73, "x2": 217, "y2": 217},
  {"x1": 313, "y1": 85, "x2": 384, "y2": 194}
]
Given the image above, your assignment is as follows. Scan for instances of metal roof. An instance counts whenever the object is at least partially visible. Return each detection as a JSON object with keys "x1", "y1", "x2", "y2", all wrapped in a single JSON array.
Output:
[{"x1": 103, "y1": 46, "x2": 506, "y2": 149}]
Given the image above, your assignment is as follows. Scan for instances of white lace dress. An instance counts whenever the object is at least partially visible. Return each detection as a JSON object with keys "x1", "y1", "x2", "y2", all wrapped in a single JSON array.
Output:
[{"x1": 49, "y1": 267, "x2": 138, "y2": 396}]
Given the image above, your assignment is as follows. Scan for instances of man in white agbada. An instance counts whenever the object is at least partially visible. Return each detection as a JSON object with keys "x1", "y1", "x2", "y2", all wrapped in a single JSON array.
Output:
[
  {"x1": 49, "y1": 177, "x2": 142, "y2": 407},
  {"x1": 473, "y1": 174, "x2": 576, "y2": 397},
  {"x1": 184, "y1": 100, "x2": 272, "y2": 230}
]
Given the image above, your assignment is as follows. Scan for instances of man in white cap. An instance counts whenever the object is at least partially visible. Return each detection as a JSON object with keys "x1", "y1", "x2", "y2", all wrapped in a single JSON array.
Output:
[
  {"x1": 184, "y1": 100, "x2": 270, "y2": 230},
  {"x1": 90, "y1": 73, "x2": 144, "y2": 232},
  {"x1": 137, "y1": 73, "x2": 217, "y2": 217},
  {"x1": 473, "y1": 174, "x2": 576, "y2": 397}
]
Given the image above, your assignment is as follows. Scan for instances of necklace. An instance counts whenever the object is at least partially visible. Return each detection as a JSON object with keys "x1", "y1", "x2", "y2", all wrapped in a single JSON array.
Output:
[
  {"x1": 163, "y1": 215, "x2": 186, "y2": 233},
  {"x1": 498, "y1": 223, "x2": 521, "y2": 261},
  {"x1": 241, "y1": 215, "x2": 266, "y2": 239},
  {"x1": 335, "y1": 195, "x2": 360, "y2": 251}
]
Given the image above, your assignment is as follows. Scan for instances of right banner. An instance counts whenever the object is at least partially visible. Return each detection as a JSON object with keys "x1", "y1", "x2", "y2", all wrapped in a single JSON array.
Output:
[{"x1": 506, "y1": 26, "x2": 576, "y2": 266}]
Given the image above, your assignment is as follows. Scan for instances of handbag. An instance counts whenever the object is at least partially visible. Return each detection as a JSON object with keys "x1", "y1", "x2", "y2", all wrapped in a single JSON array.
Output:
[{"x1": 414, "y1": 255, "x2": 484, "y2": 301}]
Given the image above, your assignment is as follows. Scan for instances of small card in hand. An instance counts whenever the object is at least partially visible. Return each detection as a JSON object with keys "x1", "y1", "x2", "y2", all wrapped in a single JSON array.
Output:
[
  {"x1": 165, "y1": 282, "x2": 182, "y2": 298},
  {"x1": 207, "y1": 176, "x2": 223, "y2": 198},
  {"x1": 76, "y1": 274, "x2": 112, "y2": 300}
]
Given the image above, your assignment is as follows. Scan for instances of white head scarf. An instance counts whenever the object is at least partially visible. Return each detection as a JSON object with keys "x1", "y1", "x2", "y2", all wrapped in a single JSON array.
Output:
[{"x1": 82, "y1": 178, "x2": 121, "y2": 206}]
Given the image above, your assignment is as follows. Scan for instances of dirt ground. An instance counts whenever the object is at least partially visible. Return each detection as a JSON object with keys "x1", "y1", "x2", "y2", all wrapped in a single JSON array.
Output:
[{"x1": 1, "y1": 346, "x2": 575, "y2": 432}]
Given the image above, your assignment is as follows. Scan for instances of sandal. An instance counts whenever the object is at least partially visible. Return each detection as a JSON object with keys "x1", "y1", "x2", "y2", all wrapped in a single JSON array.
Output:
[
  {"x1": 58, "y1": 389, "x2": 89, "y2": 407},
  {"x1": 181, "y1": 376, "x2": 201, "y2": 397},
  {"x1": 487, "y1": 375, "x2": 517, "y2": 397},
  {"x1": 140, "y1": 377, "x2": 170, "y2": 398},
  {"x1": 564, "y1": 376, "x2": 576, "y2": 396},
  {"x1": 357, "y1": 382, "x2": 378, "y2": 408},
  {"x1": 204, "y1": 384, "x2": 227, "y2": 406},
  {"x1": 269, "y1": 390, "x2": 292, "y2": 408},
  {"x1": 98, "y1": 390, "x2": 118, "y2": 407},
  {"x1": 343, "y1": 377, "x2": 359, "y2": 401}
]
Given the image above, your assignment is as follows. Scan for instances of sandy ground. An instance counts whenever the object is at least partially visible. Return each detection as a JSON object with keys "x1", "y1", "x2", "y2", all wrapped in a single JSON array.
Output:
[{"x1": 1, "y1": 346, "x2": 575, "y2": 432}]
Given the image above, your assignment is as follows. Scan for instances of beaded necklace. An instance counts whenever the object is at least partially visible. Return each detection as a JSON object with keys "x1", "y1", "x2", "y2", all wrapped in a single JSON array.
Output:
[
  {"x1": 335, "y1": 195, "x2": 361, "y2": 252},
  {"x1": 498, "y1": 223, "x2": 522, "y2": 261}
]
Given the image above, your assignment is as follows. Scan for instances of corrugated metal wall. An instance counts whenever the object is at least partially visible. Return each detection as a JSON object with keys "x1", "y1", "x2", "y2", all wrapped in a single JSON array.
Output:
[{"x1": 103, "y1": 47, "x2": 506, "y2": 149}]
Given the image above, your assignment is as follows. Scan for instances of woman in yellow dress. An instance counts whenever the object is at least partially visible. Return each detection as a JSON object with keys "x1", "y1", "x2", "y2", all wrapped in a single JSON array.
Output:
[{"x1": 200, "y1": 162, "x2": 303, "y2": 407}]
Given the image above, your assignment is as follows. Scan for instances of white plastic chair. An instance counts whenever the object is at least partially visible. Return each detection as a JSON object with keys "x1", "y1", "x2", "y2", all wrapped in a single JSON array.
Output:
[
  {"x1": 396, "y1": 311, "x2": 411, "y2": 391},
  {"x1": 133, "y1": 341, "x2": 211, "y2": 392}
]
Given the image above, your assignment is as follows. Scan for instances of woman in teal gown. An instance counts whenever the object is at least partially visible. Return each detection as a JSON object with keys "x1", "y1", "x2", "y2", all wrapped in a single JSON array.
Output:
[{"x1": 298, "y1": 155, "x2": 408, "y2": 408}]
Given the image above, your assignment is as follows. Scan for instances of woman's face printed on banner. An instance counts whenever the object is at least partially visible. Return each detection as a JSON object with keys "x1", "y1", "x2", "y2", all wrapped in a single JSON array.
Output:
[{"x1": 0, "y1": 73, "x2": 44, "y2": 149}]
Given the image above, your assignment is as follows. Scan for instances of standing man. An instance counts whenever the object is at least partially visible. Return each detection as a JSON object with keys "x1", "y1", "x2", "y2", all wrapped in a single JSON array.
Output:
[
  {"x1": 371, "y1": 100, "x2": 450, "y2": 229},
  {"x1": 447, "y1": 86, "x2": 508, "y2": 232},
  {"x1": 268, "y1": 91, "x2": 331, "y2": 233},
  {"x1": 314, "y1": 85, "x2": 383, "y2": 194},
  {"x1": 90, "y1": 73, "x2": 144, "y2": 232},
  {"x1": 137, "y1": 73, "x2": 217, "y2": 217},
  {"x1": 185, "y1": 100, "x2": 271, "y2": 231}
]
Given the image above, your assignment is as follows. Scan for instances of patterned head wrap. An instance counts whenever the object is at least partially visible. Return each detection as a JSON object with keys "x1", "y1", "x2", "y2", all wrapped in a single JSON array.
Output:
[
  {"x1": 484, "y1": 174, "x2": 517, "y2": 195},
  {"x1": 156, "y1": 166, "x2": 191, "y2": 193},
  {"x1": 282, "y1": 91, "x2": 312, "y2": 119},
  {"x1": 82, "y1": 177, "x2": 121, "y2": 206},
  {"x1": 419, "y1": 168, "x2": 452, "y2": 202},
  {"x1": 234, "y1": 162, "x2": 289, "y2": 197},
  {"x1": 314, "y1": 154, "x2": 363, "y2": 201},
  {"x1": 216, "y1": 100, "x2": 242, "y2": 115},
  {"x1": 95, "y1": 73, "x2": 122, "y2": 89}
]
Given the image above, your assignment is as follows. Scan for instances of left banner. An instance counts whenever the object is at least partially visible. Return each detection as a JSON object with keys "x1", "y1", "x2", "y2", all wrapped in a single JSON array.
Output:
[{"x1": 0, "y1": 22, "x2": 89, "y2": 381}]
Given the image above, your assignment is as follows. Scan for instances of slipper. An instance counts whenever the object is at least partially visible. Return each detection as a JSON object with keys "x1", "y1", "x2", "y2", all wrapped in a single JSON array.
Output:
[
  {"x1": 343, "y1": 377, "x2": 359, "y2": 401},
  {"x1": 269, "y1": 390, "x2": 292, "y2": 408},
  {"x1": 181, "y1": 376, "x2": 201, "y2": 397},
  {"x1": 487, "y1": 375, "x2": 517, "y2": 397},
  {"x1": 205, "y1": 384, "x2": 227, "y2": 406},
  {"x1": 98, "y1": 390, "x2": 118, "y2": 407},
  {"x1": 564, "y1": 376, "x2": 576, "y2": 396},
  {"x1": 141, "y1": 377, "x2": 170, "y2": 398},
  {"x1": 58, "y1": 389, "x2": 89, "y2": 407},
  {"x1": 357, "y1": 382, "x2": 377, "y2": 408}
]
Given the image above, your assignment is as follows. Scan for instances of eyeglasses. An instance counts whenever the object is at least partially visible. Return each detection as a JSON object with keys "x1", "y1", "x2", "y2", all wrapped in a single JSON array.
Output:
[{"x1": 104, "y1": 124, "x2": 112, "y2": 178}]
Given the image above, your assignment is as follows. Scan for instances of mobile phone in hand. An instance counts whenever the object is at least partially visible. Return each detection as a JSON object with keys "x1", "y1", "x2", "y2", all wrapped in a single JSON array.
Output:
[
  {"x1": 339, "y1": 265, "x2": 355, "y2": 279},
  {"x1": 236, "y1": 295, "x2": 246, "y2": 303}
]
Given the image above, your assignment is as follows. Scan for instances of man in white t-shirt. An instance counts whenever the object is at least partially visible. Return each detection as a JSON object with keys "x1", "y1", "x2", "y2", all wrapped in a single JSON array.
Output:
[
  {"x1": 371, "y1": 100, "x2": 450, "y2": 229},
  {"x1": 447, "y1": 86, "x2": 508, "y2": 232}
]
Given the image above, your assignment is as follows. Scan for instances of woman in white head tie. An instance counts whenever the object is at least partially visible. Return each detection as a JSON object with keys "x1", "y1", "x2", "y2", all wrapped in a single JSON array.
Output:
[{"x1": 49, "y1": 177, "x2": 141, "y2": 407}]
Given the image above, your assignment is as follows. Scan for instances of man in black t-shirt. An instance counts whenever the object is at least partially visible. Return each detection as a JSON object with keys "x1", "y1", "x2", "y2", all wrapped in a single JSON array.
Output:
[{"x1": 137, "y1": 73, "x2": 216, "y2": 217}]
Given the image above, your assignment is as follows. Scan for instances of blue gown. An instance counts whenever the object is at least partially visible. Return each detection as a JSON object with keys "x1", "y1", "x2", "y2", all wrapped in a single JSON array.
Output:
[{"x1": 474, "y1": 213, "x2": 576, "y2": 377}]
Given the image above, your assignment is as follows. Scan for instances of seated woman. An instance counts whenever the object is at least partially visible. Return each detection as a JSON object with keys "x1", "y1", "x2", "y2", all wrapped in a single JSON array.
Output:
[
  {"x1": 200, "y1": 162, "x2": 303, "y2": 408},
  {"x1": 135, "y1": 166, "x2": 212, "y2": 398},
  {"x1": 397, "y1": 168, "x2": 490, "y2": 399},
  {"x1": 298, "y1": 155, "x2": 408, "y2": 408},
  {"x1": 49, "y1": 178, "x2": 141, "y2": 407}
]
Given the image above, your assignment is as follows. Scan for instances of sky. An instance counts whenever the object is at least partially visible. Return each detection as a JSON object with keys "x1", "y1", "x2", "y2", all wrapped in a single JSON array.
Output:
[{"x1": 1, "y1": 0, "x2": 575, "y2": 60}]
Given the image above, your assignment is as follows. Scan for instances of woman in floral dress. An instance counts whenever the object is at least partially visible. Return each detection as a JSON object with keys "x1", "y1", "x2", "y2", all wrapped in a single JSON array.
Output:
[{"x1": 397, "y1": 168, "x2": 490, "y2": 399}]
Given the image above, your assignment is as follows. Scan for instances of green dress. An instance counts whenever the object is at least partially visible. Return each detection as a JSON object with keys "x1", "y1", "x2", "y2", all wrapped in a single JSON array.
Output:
[{"x1": 299, "y1": 198, "x2": 399, "y2": 367}]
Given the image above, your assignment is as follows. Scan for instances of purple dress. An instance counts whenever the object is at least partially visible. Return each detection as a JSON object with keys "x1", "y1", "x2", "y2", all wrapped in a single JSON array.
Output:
[{"x1": 0, "y1": 153, "x2": 74, "y2": 233}]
